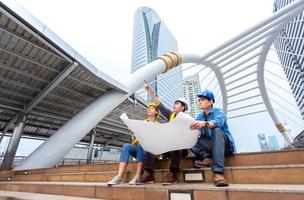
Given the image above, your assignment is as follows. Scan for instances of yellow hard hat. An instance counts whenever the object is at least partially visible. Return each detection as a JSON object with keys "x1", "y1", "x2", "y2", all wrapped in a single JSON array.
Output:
[{"x1": 147, "y1": 102, "x2": 159, "y2": 117}]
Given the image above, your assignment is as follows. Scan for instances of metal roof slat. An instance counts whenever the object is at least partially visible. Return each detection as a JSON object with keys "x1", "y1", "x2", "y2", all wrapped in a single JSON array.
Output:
[
  {"x1": 18, "y1": 39, "x2": 34, "y2": 57},
  {"x1": 0, "y1": 24, "x2": 66, "y2": 61},
  {"x1": 1, "y1": 40, "x2": 118, "y2": 93}
]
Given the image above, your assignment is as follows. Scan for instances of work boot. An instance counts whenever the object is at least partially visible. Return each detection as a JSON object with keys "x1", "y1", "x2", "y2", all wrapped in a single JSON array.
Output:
[
  {"x1": 107, "y1": 176, "x2": 124, "y2": 186},
  {"x1": 214, "y1": 173, "x2": 229, "y2": 187},
  {"x1": 162, "y1": 172, "x2": 178, "y2": 184},
  {"x1": 137, "y1": 172, "x2": 155, "y2": 184},
  {"x1": 193, "y1": 158, "x2": 212, "y2": 168}
]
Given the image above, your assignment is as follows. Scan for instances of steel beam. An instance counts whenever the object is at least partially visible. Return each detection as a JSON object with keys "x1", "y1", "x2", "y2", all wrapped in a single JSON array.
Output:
[
  {"x1": 86, "y1": 128, "x2": 96, "y2": 164},
  {"x1": 1, "y1": 113, "x2": 27, "y2": 170}
]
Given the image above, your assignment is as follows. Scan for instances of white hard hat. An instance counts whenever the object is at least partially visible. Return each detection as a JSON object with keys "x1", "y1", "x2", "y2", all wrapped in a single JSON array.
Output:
[{"x1": 175, "y1": 97, "x2": 188, "y2": 111}]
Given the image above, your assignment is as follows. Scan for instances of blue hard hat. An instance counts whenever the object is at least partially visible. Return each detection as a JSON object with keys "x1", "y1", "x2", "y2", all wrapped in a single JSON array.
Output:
[{"x1": 197, "y1": 89, "x2": 215, "y2": 102}]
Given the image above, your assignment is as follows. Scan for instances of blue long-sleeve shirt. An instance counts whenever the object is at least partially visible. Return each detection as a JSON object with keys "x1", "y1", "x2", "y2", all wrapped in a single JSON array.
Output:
[{"x1": 196, "y1": 107, "x2": 236, "y2": 153}]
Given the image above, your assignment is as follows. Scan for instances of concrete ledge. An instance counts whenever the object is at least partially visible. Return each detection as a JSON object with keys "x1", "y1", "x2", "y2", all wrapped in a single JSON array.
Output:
[
  {"x1": 0, "y1": 190, "x2": 101, "y2": 200},
  {"x1": 1, "y1": 182, "x2": 304, "y2": 200},
  {"x1": 10, "y1": 164, "x2": 304, "y2": 184},
  {"x1": 11, "y1": 149, "x2": 304, "y2": 176}
]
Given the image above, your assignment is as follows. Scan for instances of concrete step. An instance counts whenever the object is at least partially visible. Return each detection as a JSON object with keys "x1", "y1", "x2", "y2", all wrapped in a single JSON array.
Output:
[
  {"x1": 0, "y1": 170, "x2": 12, "y2": 181},
  {"x1": 12, "y1": 148, "x2": 304, "y2": 176},
  {"x1": 11, "y1": 164, "x2": 304, "y2": 185},
  {"x1": 0, "y1": 181, "x2": 303, "y2": 200},
  {"x1": 0, "y1": 190, "x2": 103, "y2": 200}
]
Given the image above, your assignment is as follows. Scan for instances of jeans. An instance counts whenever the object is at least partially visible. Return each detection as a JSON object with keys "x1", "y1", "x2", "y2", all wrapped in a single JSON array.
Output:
[
  {"x1": 143, "y1": 149, "x2": 188, "y2": 174},
  {"x1": 120, "y1": 143, "x2": 146, "y2": 163},
  {"x1": 191, "y1": 128, "x2": 231, "y2": 173}
]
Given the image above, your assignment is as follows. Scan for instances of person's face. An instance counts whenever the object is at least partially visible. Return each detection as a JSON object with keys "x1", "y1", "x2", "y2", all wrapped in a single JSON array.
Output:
[
  {"x1": 147, "y1": 106, "x2": 158, "y2": 118},
  {"x1": 198, "y1": 97, "x2": 213, "y2": 110},
  {"x1": 173, "y1": 101, "x2": 185, "y2": 113}
]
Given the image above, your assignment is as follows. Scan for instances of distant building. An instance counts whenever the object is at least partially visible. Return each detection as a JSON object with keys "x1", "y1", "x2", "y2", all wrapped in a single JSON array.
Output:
[
  {"x1": 257, "y1": 133, "x2": 270, "y2": 151},
  {"x1": 131, "y1": 7, "x2": 182, "y2": 107},
  {"x1": 273, "y1": 0, "x2": 304, "y2": 119},
  {"x1": 182, "y1": 75, "x2": 201, "y2": 118},
  {"x1": 268, "y1": 135, "x2": 281, "y2": 150}
]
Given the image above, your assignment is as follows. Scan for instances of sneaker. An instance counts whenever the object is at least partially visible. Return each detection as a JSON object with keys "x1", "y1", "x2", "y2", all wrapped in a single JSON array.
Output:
[
  {"x1": 193, "y1": 158, "x2": 212, "y2": 168},
  {"x1": 214, "y1": 173, "x2": 229, "y2": 187},
  {"x1": 129, "y1": 175, "x2": 140, "y2": 185},
  {"x1": 162, "y1": 172, "x2": 177, "y2": 185},
  {"x1": 137, "y1": 172, "x2": 155, "y2": 184},
  {"x1": 107, "y1": 176, "x2": 124, "y2": 186}
]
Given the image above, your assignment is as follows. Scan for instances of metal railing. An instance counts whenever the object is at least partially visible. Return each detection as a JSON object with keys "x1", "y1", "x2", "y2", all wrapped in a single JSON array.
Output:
[{"x1": 0, "y1": 155, "x2": 120, "y2": 168}]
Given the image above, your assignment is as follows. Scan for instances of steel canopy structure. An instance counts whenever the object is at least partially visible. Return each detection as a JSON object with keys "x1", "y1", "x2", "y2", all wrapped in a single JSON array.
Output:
[
  {"x1": 0, "y1": 0, "x2": 304, "y2": 170},
  {"x1": 0, "y1": 0, "x2": 151, "y2": 149}
]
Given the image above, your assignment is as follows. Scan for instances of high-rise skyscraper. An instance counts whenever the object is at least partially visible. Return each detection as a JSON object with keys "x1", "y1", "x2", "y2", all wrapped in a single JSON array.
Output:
[
  {"x1": 257, "y1": 133, "x2": 270, "y2": 151},
  {"x1": 131, "y1": 7, "x2": 182, "y2": 107},
  {"x1": 273, "y1": 0, "x2": 304, "y2": 119},
  {"x1": 268, "y1": 135, "x2": 281, "y2": 150},
  {"x1": 182, "y1": 75, "x2": 201, "y2": 118}
]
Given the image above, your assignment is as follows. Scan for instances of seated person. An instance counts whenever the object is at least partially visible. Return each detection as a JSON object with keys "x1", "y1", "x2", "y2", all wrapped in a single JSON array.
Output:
[
  {"x1": 107, "y1": 103, "x2": 159, "y2": 186},
  {"x1": 138, "y1": 81, "x2": 188, "y2": 185},
  {"x1": 190, "y1": 89, "x2": 236, "y2": 187}
]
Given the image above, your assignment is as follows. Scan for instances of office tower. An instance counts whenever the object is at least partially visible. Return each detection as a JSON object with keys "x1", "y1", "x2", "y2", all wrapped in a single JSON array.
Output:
[
  {"x1": 257, "y1": 133, "x2": 270, "y2": 151},
  {"x1": 131, "y1": 7, "x2": 182, "y2": 107},
  {"x1": 268, "y1": 135, "x2": 281, "y2": 150},
  {"x1": 182, "y1": 75, "x2": 201, "y2": 118},
  {"x1": 273, "y1": 0, "x2": 304, "y2": 119}
]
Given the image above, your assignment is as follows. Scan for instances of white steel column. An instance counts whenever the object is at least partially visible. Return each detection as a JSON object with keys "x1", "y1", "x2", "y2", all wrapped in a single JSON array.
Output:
[
  {"x1": 255, "y1": 12, "x2": 300, "y2": 145},
  {"x1": 14, "y1": 52, "x2": 183, "y2": 170}
]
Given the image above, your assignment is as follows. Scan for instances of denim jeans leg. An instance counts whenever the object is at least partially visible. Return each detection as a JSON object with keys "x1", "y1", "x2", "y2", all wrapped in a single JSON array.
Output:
[
  {"x1": 120, "y1": 143, "x2": 133, "y2": 163},
  {"x1": 134, "y1": 145, "x2": 146, "y2": 163},
  {"x1": 191, "y1": 137, "x2": 212, "y2": 160},
  {"x1": 211, "y1": 128, "x2": 229, "y2": 173}
]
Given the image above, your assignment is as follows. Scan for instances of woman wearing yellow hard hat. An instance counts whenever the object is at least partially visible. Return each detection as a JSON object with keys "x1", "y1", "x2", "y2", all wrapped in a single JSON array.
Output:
[{"x1": 107, "y1": 103, "x2": 159, "y2": 186}]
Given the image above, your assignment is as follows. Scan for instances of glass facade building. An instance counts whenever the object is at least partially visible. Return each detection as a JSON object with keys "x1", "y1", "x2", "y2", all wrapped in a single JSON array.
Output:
[
  {"x1": 273, "y1": 0, "x2": 304, "y2": 119},
  {"x1": 257, "y1": 133, "x2": 270, "y2": 151},
  {"x1": 268, "y1": 135, "x2": 281, "y2": 150},
  {"x1": 131, "y1": 7, "x2": 182, "y2": 107}
]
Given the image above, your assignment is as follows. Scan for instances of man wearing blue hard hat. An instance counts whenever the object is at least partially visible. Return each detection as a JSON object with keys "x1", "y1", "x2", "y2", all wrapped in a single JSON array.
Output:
[{"x1": 190, "y1": 89, "x2": 236, "y2": 187}]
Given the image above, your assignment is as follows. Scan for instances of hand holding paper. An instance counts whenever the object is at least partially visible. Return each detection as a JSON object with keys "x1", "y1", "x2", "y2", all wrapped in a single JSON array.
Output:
[{"x1": 120, "y1": 112, "x2": 199, "y2": 155}]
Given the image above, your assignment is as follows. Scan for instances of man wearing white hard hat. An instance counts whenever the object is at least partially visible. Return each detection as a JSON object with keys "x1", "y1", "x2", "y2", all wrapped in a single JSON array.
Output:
[{"x1": 138, "y1": 81, "x2": 189, "y2": 185}]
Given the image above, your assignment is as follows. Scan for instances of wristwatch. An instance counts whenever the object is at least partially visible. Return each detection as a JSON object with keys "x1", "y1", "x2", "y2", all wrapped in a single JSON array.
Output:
[{"x1": 205, "y1": 121, "x2": 209, "y2": 128}]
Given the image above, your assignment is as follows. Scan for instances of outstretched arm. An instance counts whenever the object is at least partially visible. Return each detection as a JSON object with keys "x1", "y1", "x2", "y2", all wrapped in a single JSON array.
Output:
[{"x1": 144, "y1": 80, "x2": 160, "y2": 106}]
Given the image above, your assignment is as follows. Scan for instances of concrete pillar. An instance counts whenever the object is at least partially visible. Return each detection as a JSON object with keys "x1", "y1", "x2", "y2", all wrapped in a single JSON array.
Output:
[
  {"x1": 86, "y1": 128, "x2": 96, "y2": 164},
  {"x1": 1, "y1": 114, "x2": 27, "y2": 170}
]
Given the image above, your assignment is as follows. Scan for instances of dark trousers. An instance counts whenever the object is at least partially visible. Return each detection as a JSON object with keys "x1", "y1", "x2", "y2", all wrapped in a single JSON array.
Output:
[
  {"x1": 191, "y1": 128, "x2": 231, "y2": 173},
  {"x1": 144, "y1": 149, "x2": 188, "y2": 174}
]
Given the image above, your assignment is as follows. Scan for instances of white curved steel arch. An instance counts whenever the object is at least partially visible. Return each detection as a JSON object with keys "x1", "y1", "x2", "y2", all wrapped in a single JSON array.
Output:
[
  {"x1": 256, "y1": 13, "x2": 303, "y2": 144},
  {"x1": 181, "y1": 55, "x2": 228, "y2": 113},
  {"x1": 15, "y1": 0, "x2": 304, "y2": 170},
  {"x1": 190, "y1": 0, "x2": 304, "y2": 145}
]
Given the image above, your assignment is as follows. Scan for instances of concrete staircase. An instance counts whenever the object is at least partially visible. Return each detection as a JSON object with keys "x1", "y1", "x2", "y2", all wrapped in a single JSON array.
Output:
[{"x1": 0, "y1": 149, "x2": 304, "y2": 200}]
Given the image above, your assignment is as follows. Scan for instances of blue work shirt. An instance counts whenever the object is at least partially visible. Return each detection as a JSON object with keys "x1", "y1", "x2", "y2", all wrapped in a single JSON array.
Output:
[{"x1": 196, "y1": 107, "x2": 236, "y2": 153}]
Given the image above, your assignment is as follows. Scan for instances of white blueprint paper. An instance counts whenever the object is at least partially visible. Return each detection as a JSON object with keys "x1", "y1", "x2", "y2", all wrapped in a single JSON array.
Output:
[{"x1": 120, "y1": 112, "x2": 199, "y2": 155}]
